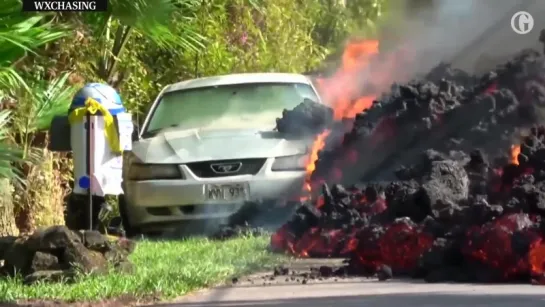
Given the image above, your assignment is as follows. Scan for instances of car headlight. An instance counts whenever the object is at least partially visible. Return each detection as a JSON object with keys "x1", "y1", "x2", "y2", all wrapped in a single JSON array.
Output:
[
  {"x1": 271, "y1": 154, "x2": 308, "y2": 171},
  {"x1": 127, "y1": 163, "x2": 183, "y2": 180}
]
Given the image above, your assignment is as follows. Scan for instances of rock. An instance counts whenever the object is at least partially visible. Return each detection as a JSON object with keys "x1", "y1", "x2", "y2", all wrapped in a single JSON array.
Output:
[
  {"x1": 0, "y1": 225, "x2": 135, "y2": 283},
  {"x1": 3, "y1": 237, "x2": 33, "y2": 275},
  {"x1": 30, "y1": 252, "x2": 60, "y2": 272},
  {"x1": 79, "y1": 230, "x2": 109, "y2": 252},
  {"x1": 0, "y1": 236, "x2": 17, "y2": 260},
  {"x1": 23, "y1": 270, "x2": 74, "y2": 285},
  {"x1": 63, "y1": 242, "x2": 108, "y2": 274},
  {"x1": 318, "y1": 266, "x2": 334, "y2": 277},
  {"x1": 104, "y1": 241, "x2": 131, "y2": 264},
  {"x1": 116, "y1": 237, "x2": 136, "y2": 254},
  {"x1": 273, "y1": 265, "x2": 289, "y2": 276},
  {"x1": 276, "y1": 98, "x2": 334, "y2": 137},
  {"x1": 377, "y1": 265, "x2": 393, "y2": 281},
  {"x1": 412, "y1": 160, "x2": 469, "y2": 221},
  {"x1": 26, "y1": 225, "x2": 81, "y2": 251}
]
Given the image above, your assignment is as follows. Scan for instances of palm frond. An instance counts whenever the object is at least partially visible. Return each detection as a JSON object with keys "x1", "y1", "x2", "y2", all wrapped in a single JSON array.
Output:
[
  {"x1": 0, "y1": 110, "x2": 23, "y2": 180},
  {"x1": 0, "y1": 66, "x2": 30, "y2": 94},
  {"x1": 0, "y1": 1, "x2": 68, "y2": 64},
  {"x1": 32, "y1": 72, "x2": 78, "y2": 131},
  {"x1": 108, "y1": 0, "x2": 205, "y2": 51}
]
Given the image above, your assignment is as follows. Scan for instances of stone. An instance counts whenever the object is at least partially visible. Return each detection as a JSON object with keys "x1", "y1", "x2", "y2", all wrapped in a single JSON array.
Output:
[
  {"x1": 79, "y1": 230, "x2": 109, "y2": 252},
  {"x1": 26, "y1": 225, "x2": 81, "y2": 252},
  {"x1": 30, "y1": 252, "x2": 60, "y2": 272},
  {"x1": 116, "y1": 237, "x2": 136, "y2": 254},
  {"x1": 0, "y1": 226, "x2": 136, "y2": 284},
  {"x1": 63, "y1": 242, "x2": 108, "y2": 274},
  {"x1": 23, "y1": 270, "x2": 74, "y2": 285},
  {"x1": 104, "y1": 239, "x2": 134, "y2": 264},
  {"x1": 3, "y1": 237, "x2": 33, "y2": 275},
  {"x1": 0, "y1": 236, "x2": 17, "y2": 260}
]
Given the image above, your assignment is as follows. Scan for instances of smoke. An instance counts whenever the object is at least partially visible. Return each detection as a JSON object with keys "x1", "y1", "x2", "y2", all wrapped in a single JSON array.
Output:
[
  {"x1": 306, "y1": 0, "x2": 545, "y2": 188},
  {"x1": 379, "y1": 0, "x2": 545, "y2": 75}
]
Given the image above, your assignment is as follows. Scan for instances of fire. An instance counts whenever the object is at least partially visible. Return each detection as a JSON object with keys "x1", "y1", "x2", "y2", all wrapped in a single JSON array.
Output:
[
  {"x1": 511, "y1": 145, "x2": 521, "y2": 165},
  {"x1": 269, "y1": 28, "x2": 545, "y2": 284},
  {"x1": 300, "y1": 130, "x2": 331, "y2": 201},
  {"x1": 317, "y1": 40, "x2": 380, "y2": 119},
  {"x1": 305, "y1": 130, "x2": 330, "y2": 175},
  {"x1": 301, "y1": 40, "x2": 383, "y2": 200}
]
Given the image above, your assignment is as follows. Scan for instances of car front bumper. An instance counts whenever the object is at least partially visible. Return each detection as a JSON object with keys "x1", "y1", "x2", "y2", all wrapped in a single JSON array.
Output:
[{"x1": 122, "y1": 158, "x2": 305, "y2": 231}]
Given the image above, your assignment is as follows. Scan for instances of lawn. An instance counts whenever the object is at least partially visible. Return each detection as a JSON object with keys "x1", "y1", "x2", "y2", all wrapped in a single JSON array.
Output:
[{"x1": 0, "y1": 235, "x2": 283, "y2": 303}]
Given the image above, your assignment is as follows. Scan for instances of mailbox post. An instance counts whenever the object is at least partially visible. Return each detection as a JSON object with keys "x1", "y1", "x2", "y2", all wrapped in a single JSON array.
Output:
[{"x1": 49, "y1": 83, "x2": 133, "y2": 230}]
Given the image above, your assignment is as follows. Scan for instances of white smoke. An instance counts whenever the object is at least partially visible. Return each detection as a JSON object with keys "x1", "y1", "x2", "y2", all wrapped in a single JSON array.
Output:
[{"x1": 379, "y1": 0, "x2": 545, "y2": 75}]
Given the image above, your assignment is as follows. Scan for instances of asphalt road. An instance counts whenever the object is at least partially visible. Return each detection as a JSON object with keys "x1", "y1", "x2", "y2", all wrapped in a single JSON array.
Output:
[
  {"x1": 154, "y1": 259, "x2": 545, "y2": 307},
  {"x1": 159, "y1": 278, "x2": 545, "y2": 307}
]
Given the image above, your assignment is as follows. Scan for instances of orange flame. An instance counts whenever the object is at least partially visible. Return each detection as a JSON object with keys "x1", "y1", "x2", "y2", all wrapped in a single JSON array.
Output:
[
  {"x1": 511, "y1": 145, "x2": 520, "y2": 165},
  {"x1": 301, "y1": 130, "x2": 330, "y2": 200},
  {"x1": 317, "y1": 40, "x2": 380, "y2": 119},
  {"x1": 301, "y1": 40, "x2": 382, "y2": 199}
]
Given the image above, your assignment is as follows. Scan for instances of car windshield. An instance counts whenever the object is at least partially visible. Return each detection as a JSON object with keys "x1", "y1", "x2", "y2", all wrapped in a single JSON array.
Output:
[{"x1": 144, "y1": 82, "x2": 319, "y2": 134}]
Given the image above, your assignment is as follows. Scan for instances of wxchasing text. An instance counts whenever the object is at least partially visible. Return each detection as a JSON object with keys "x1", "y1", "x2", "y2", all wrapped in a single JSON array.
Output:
[{"x1": 23, "y1": 0, "x2": 107, "y2": 12}]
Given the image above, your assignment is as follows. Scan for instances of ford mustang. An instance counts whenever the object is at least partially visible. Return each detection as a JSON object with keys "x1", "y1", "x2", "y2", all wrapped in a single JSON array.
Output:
[{"x1": 120, "y1": 73, "x2": 322, "y2": 236}]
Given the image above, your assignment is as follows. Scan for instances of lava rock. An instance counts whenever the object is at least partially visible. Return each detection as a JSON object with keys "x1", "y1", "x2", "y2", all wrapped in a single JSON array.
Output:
[
  {"x1": 377, "y1": 265, "x2": 393, "y2": 281},
  {"x1": 276, "y1": 99, "x2": 334, "y2": 137},
  {"x1": 0, "y1": 226, "x2": 136, "y2": 284}
]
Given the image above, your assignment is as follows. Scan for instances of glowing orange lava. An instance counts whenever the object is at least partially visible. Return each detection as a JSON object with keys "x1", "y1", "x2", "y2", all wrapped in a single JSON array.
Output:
[
  {"x1": 529, "y1": 239, "x2": 545, "y2": 276},
  {"x1": 511, "y1": 145, "x2": 521, "y2": 165}
]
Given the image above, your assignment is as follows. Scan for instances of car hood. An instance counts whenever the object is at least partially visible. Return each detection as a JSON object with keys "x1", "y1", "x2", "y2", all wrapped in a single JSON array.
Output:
[{"x1": 131, "y1": 128, "x2": 312, "y2": 163}]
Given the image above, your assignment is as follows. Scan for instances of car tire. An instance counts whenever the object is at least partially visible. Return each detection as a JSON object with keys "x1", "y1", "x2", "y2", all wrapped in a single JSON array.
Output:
[{"x1": 118, "y1": 195, "x2": 140, "y2": 238}]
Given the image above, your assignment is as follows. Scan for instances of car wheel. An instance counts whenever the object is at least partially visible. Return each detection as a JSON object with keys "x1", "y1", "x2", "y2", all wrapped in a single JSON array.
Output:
[{"x1": 118, "y1": 195, "x2": 140, "y2": 238}]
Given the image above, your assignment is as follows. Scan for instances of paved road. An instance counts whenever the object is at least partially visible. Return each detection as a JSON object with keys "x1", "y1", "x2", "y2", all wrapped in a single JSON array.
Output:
[
  {"x1": 155, "y1": 259, "x2": 545, "y2": 307},
  {"x1": 158, "y1": 278, "x2": 545, "y2": 307}
]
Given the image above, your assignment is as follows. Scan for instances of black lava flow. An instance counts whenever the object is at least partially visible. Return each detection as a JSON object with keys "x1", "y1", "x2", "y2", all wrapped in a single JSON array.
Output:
[
  {"x1": 275, "y1": 98, "x2": 334, "y2": 137},
  {"x1": 214, "y1": 42, "x2": 545, "y2": 284},
  {"x1": 311, "y1": 48, "x2": 545, "y2": 185},
  {"x1": 267, "y1": 46, "x2": 545, "y2": 284}
]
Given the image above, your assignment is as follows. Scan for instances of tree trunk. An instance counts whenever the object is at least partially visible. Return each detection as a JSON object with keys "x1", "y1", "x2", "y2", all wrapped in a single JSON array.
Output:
[{"x1": 0, "y1": 178, "x2": 19, "y2": 237}]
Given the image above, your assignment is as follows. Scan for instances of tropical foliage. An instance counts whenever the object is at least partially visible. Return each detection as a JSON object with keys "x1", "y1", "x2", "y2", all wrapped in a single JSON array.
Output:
[{"x1": 0, "y1": 0, "x2": 389, "y2": 234}]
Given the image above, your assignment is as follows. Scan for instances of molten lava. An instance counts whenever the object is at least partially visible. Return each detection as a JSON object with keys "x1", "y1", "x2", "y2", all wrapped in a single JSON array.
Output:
[
  {"x1": 511, "y1": 144, "x2": 521, "y2": 165},
  {"x1": 270, "y1": 36, "x2": 545, "y2": 284}
]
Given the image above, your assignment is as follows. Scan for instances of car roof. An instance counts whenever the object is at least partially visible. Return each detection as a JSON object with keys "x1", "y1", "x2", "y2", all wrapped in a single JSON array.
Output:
[{"x1": 163, "y1": 73, "x2": 313, "y2": 93}]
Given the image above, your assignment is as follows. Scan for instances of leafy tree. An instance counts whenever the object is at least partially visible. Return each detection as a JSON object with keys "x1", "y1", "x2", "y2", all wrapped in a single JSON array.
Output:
[
  {"x1": 0, "y1": 0, "x2": 68, "y2": 235},
  {"x1": 0, "y1": 0, "x2": 68, "y2": 177},
  {"x1": 82, "y1": 0, "x2": 205, "y2": 87}
]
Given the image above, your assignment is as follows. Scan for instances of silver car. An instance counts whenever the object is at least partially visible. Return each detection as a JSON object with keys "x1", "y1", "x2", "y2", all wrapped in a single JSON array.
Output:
[{"x1": 120, "y1": 73, "x2": 322, "y2": 235}]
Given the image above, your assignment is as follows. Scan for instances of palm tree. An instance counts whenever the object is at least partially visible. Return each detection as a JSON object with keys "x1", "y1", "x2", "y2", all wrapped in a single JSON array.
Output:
[
  {"x1": 85, "y1": 0, "x2": 206, "y2": 87},
  {"x1": 0, "y1": 0, "x2": 67, "y2": 235}
]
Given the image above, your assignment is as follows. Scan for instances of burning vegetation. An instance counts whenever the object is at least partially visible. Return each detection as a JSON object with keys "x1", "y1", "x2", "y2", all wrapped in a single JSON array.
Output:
[{"x1": 268, "y1": 36, "x2": 545, "y2": 284}]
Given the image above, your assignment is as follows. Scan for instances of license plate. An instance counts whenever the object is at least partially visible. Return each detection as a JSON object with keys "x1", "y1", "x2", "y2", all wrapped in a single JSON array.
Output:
[{"x1": 205, "y1": 183, "x2": 249, "y2": 201}]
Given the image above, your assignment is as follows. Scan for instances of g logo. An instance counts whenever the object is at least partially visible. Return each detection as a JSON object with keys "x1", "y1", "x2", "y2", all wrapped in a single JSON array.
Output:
[{"x1": 511, "y1": 11, "x2": 534, "y2": 34}]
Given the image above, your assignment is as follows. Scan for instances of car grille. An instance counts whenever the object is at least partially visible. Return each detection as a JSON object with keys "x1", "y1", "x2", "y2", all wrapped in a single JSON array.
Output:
[{"x1": 186, "y1": 158, "x2": 266, "y2": 178}]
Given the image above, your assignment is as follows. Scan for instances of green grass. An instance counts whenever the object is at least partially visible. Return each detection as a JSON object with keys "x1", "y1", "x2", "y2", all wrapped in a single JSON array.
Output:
[{"x1": 0, "y1": 235, "x2": 284, "y2": 303}]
